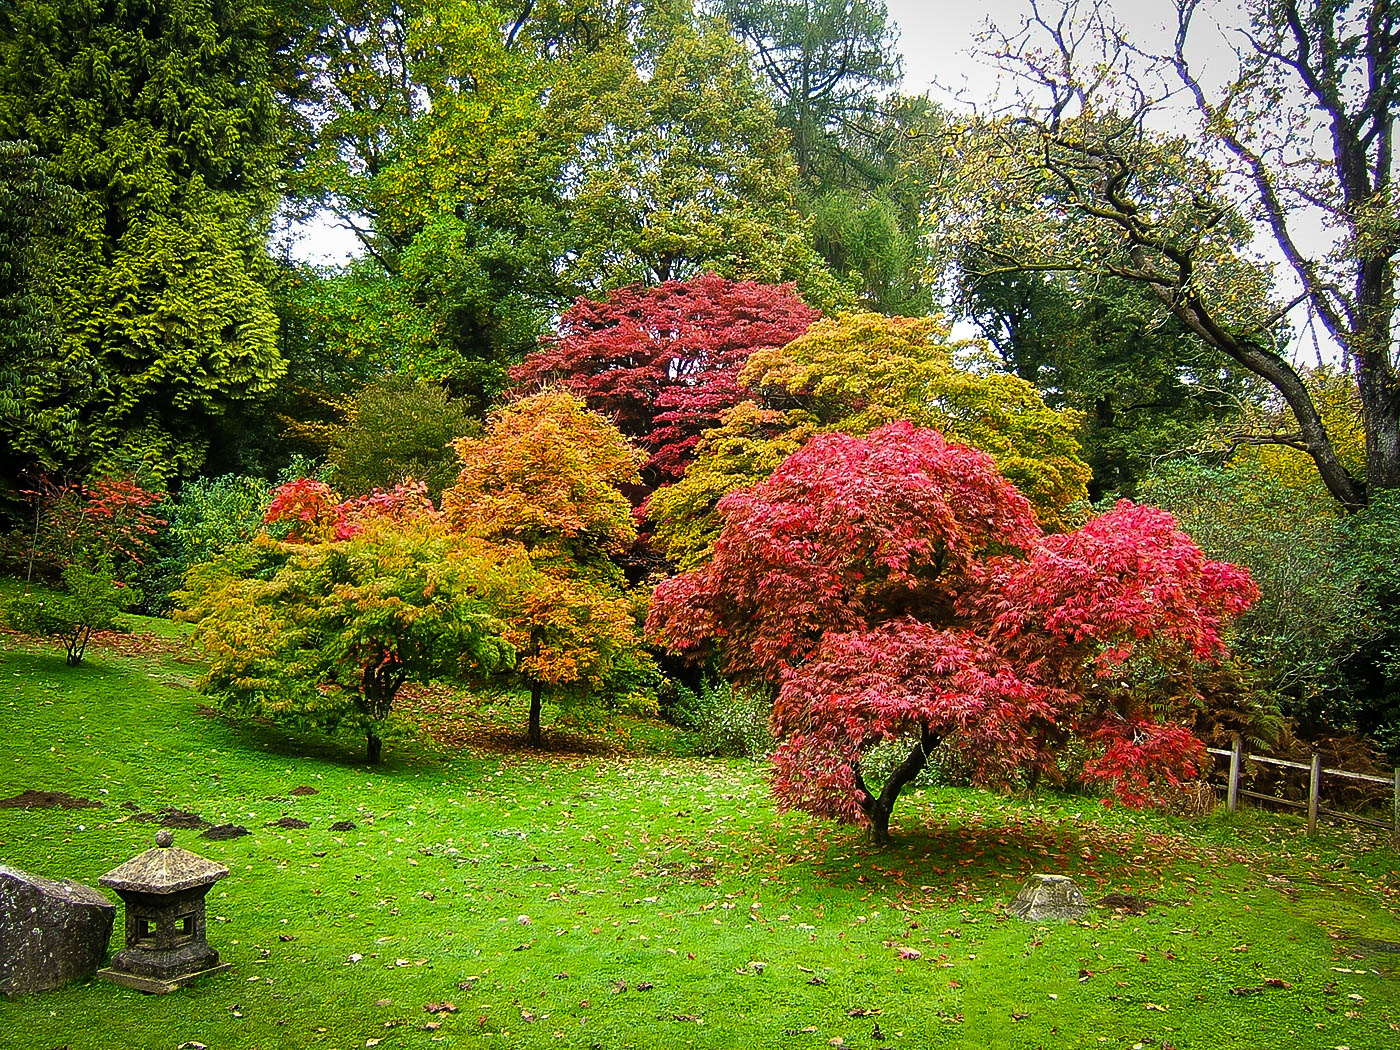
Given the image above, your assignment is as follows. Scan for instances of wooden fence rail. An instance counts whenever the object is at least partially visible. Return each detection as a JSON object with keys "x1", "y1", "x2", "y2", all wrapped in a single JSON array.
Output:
[{"x1": 1206, "y1": 737, "x2": 1400, "y2": 843}]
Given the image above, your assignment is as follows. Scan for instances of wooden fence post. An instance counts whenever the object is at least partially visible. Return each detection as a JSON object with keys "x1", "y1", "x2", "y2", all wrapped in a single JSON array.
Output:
[
  {"x1": 1393, "y1": 767, "x2": 1399, "y2": 846},
  {"x1": 1227, "y1": 735, "x2": 1242, "y2": 814},
  {"x1": 1307, "y1": 753, "x2": 1322, "y2": 835}
]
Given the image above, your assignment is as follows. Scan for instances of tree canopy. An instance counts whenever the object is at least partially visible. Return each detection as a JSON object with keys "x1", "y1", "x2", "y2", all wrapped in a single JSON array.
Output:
[
  {"x1": 647, "y1": 311, "x2": 1092, "y2": 570},
  {"x1": 649, "y1": 422, "x2": 1257, "y2": 841},
  {"x1": 0, "y1": 0, "x2": 288, "y2": 483},
  {"x1": 933, "y1": 0, "x2": 1399, "y2": 509}
]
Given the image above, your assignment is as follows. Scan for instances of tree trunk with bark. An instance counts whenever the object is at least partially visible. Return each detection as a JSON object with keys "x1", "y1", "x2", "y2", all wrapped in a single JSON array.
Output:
[
  {"x1": 527, "y1": 681, "x2": 543, "y2": 747},
  {"x1": 854, "y1": 725, "x2": 940, "y2": 845}
]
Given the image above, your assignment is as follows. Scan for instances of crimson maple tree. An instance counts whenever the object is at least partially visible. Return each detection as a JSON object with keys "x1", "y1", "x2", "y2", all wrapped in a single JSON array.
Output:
[
  {"x1": 510, "y1": 273, "x2": 819, "y2": 486},
  {"x1": 648, "y1": 423, "x2": 1256, "y2": 843}
]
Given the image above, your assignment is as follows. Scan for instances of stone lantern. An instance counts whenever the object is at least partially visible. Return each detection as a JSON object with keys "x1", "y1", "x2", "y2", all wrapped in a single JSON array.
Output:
[{"x1": 97, "y1": 829, "x2": 231, "y2": 993}]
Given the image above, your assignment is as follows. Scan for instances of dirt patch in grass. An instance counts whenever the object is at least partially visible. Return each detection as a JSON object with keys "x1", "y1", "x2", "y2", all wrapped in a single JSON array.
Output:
[
  {"x1": 289, "y1": 785, "x2": 319, "y2": 796},
  {"x1": 0, "y1": 788, "x2": 103, "y2": 810},
  {"x1": 201, "y1": 823, "x2": 251, "y2": 841},
  {"x1": 1095, "y1": 892, "x2": 1156, "y2": 914},
  {"x1": 132, "y1": 807, "x2": 209, "y2": 829},
  {"x1": 269, "y1": 816, "x2": 311, "y2": 829}
]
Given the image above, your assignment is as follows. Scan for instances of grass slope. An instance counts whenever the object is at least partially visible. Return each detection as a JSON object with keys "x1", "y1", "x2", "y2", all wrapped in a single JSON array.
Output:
[{"x1": 1, "y1": 623, "x2": 1398, "y2": 1050}]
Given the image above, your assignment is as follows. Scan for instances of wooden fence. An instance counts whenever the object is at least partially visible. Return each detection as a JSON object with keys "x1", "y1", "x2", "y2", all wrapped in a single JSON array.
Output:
[{"x1": 1206, "y1": 737, "x2": 1400, "y2": 842}]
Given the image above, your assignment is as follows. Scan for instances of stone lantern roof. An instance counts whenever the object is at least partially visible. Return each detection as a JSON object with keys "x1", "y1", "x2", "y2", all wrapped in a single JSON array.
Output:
[{"x1": 99, "y1": 829, "x2": 229, "y2": 895}]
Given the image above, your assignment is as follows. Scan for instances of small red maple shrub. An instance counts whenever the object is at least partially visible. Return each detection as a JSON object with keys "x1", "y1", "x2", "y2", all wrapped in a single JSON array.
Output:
[
  {"x1": 648, "y1": 423, "x2": 1257, "y2": 842},
  {"x1": 510, "y1": 273, "x2": 819, "y2": 486}
]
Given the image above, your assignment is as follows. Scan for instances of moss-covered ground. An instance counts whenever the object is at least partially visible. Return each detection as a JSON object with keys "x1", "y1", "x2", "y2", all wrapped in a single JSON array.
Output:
[{"x1": 1, "y1": 616, "x2": 1398, "y2": 1049}]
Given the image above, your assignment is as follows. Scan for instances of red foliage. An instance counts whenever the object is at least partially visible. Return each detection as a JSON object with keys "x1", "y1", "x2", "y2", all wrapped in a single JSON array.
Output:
[
  {"x1": 647, "y1": 424, "x2": 1258, "y2": 835},
  {"x1": 265, "y1": 479, "x2": 441, "y2": 543},
  {"x1": 648, "y1": 422, "x2": 1039, "y2": 680},
  {"x1": 264, "y1": 479, "x2": 345, "y2": 543},
  {"x1": 510, "y1": 274, "x2": 819, "y2": 484},
  {"x1": 22, "y1": 474, "x2": 166, "y2": 570}
]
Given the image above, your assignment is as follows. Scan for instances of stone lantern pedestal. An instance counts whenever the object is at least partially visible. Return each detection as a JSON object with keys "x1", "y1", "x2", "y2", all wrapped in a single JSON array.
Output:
[{"x1": 97, "y1": 830, "x2": 230, "y2": 993}]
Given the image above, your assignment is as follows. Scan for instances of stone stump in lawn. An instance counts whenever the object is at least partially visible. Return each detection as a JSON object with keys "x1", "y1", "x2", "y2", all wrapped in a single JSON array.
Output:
[
  {"x1": 1009, "y1": 874, "x2": 1089, "y2": 921},
  {"x1": 0, "y1": 864, "x2": 116, "y2": 996}
]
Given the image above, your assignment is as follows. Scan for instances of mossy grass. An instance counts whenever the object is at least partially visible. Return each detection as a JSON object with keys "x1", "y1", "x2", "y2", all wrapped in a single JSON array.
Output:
[{"x1": 1, "y1": 613, "x2": 1398, "y2": 1049}]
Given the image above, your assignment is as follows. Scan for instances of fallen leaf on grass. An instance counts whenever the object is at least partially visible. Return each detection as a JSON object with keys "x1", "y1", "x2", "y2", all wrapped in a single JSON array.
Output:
[
  {"x1": 847, "y1": 1007, "x2": 880, "y2": 1018},
  {"x1": 783, "y1": 1027, "x2": 819, "y2": 1035},
  {"x1": 673, "y1": 1014, "x2": 703, "y2": 1023},
  {"x1": 1011, "y1": 1012, "x2": 1029, "y2": 1022},
  {"x1": 424, "y1": 1003, "x2": 458, "y2": 1015},
  {"x1": 1265, "y1": 978, "x2": 1292, "y2": 988},
  {"x1": 421, "y1": 1022, "x2": 441, "y2": 1032},
  {"x1": 896, "y1": 947, "x2": 922, "y2": 960},
  {"x1": 1144, "y1": 1003, "x2": 1167, "y2": 1011},
  {"x1": 807, "y1": 976, "x2": 827, "y2": 986}
]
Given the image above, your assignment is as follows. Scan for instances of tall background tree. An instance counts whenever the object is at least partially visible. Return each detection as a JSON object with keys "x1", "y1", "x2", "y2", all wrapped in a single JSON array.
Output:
[
  {"x1": 935, "y1": 0, "x2": 1399, "y2": 509},
  {"x1": 0, "y1": 0, "x2": 289, "y2": 485},
  {"x1": 711, "y1": 0, "x2": 935, "y2": 313},
  {"x1": 0, "y1": 140, "x2": 75, "y2": 484}
]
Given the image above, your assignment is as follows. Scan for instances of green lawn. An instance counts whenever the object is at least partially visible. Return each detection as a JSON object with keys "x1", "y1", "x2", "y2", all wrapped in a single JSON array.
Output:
[{"x1": 1, "y1": 620, "x2": 1398, "y2": 1049}]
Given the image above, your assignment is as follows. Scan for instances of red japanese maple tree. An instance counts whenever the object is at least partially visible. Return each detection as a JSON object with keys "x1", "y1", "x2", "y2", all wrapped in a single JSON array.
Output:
[
  {"x1": 510, "y1": 273, "x2": 819, "y2": 485},
  {"x1": 647, "y1": 423, "x2": 1257, "y2": 842}
]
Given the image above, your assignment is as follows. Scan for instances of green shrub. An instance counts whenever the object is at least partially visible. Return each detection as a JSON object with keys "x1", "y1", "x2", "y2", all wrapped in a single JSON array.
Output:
[
  {"x1": 1141, "y1": 460, "x2": 1399, "y2": 753},
  {"x1": 328, "y1": 377, "x2": 476, "y2": 499},
  {"x1": 137, "y1": 473, "x2": 271, "y2": 612},
  {"x1": 7, "y1": 564, "x2": 140, "y2": 665},
  {"x1": 678, "y1": 679, "x2": 774, "y2": 759}
]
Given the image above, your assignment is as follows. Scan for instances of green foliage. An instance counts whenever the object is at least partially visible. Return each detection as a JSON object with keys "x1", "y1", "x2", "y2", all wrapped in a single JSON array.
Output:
[
  {"x1": 542, "y1": 11, "x2": 846, "y2": 306},
  {"x1": 960, "y1": 270, "x2": 1253, "y2": 498},
  {"x1": 0, "y1": 0, "x2": 287, "y2": 484},
  {"x1": 1140, "y1": 460, "x2": 1392, "y2": 744},
  {"x1": 180, "y1": 522, "x2": 514, "y2": 764},
  {"x1": 7, "y1": 564, "x2": 139, "y2": 666},
  {"x1": 286, "y1": 0, "x2": 562, "y2": 410},
  {"x1": 0, "y1": 140, "x2": 77, "y2": 476},
  {"x1": 711, "y1": 0, "x2": 901, "y2": 183},
  {"x1": 674, "y1": 677, "x2": 773, "y2": 759},
  {"x1": 138, "y1": 473, "x2": 272, "y2": 614},
  {"x1": 328, "y1": 377, "x2": 476, "y2": 499}
]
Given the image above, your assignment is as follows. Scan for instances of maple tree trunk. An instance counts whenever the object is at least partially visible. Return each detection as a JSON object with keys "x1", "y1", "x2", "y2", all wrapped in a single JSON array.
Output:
[
  {"x1": 527, "y1": 682, "x2": 543, "y2": 747},
  {"x1": 859, "y1": 726, "x2": 940, "y2": 846},
  {"x1": 366, "y1": 730, "x2": 383, "y2": 765}
]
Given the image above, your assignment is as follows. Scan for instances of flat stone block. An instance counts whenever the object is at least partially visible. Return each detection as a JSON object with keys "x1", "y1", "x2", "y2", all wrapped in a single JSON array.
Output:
[
  {"x1": 98, "y1": 962, "x2": 231, "y2": 994},
  {"x1": 1009, "y1": 873, "x2": 1089, "y2": 922}
]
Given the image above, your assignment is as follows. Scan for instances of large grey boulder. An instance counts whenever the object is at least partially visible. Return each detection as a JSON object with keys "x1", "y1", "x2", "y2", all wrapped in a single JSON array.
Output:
[
  {"x1": 1009, "y1": 873, "x2": 1089, "y2": 922},
  {"x1": 0, "y1": 864, "x2": 115, "y2": 996}
]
